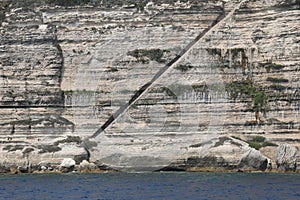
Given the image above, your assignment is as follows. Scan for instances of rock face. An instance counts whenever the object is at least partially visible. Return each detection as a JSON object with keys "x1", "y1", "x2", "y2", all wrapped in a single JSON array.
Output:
[
  {"x1": 276, "y1": 144, "x2": 298, "y2": 171},
  {"x1": 61, "y1": 158, "x2": 76, "y2": 168},
  {"x1": 161, "y1": 136, "x2": 268, "y2": 172},
  {"x1": 238, "y1": 149, "x2": 268, "y2": 171},
  {"x1": 60, "y1": 158, "x2": 76, "y2": 172},
  {"x1": 0, "y1": 0, "x2": 299, "y2": 172}
]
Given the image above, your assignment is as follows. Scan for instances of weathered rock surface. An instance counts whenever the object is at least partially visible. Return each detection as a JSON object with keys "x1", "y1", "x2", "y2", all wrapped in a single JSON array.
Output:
[
  {"x1": 0, "y1": 0, "x2": 299, "y2": 172},
  {"x1": 60, "y1": 158, "x2": 76, "y2": 172},
  {"x1": 61, "y1": 158, "x2": 76, "y2": 168},
  {"x1": 154, "y1": 136, "x2": 268, "y2": 172},
  {"x1": 238, "y1": 149, "x2": 268, "y2": 171},
  {"x1": 276, "y1": 144, "x2": 298, "y2": 171}
]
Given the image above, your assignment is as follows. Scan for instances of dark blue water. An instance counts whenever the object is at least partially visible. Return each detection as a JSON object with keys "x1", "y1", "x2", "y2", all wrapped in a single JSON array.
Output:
[{"x1": 0, "y1": 172, "x2": 299, "y2": 200}]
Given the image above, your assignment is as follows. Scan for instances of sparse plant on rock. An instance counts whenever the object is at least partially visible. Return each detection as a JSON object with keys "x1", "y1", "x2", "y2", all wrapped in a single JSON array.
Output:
[
  {"x1": 127, "y1": 49, "x2": 168, "y2": 63},
  {"x1": 226, "y1": 80, "x2": 268, "y2": 122},
  {"x1": 174, "y1": 64, "x2": 193, "y2": 72},
  {"x1": 248, "y1": 137, "x2": 277, "y2": 150}
]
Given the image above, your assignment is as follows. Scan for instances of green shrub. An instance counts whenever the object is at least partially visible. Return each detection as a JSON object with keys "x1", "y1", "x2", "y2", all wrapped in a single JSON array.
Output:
[
  {"x1": 252, "y1": 91, "x2": 267, "y2": 113},
  {"x1": 226, "y1": 80, "x2": 255, "y2": 100},
  {"x1": 252, "y1": 135, "x2": 265, "y2": 143},
  {"x1": 226, "y1": 80, "x2": 268, "y2": 114},
  {"x1": 247, "y1": 141, "x2": 262, "y2": 150},
  {"x1": 231, "y1": 135, "x2": 277, "y2": 150},
  {"x1": 246, "y1": 136, "x2": 277, "y2": 150},
  {"x1": 137, "y1": 2, "x2": 146, "y2": 11},
  {"x1": 262, "y1": 141, "x2": 278, "y2": 147}
]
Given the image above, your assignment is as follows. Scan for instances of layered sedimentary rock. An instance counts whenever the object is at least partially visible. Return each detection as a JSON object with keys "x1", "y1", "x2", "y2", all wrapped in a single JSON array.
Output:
[
  {"x1": 276, "y1": 144, "x2": 297, "y2": 171},
  {"x1": 0, "y1": 0, "x2": 299, "y2": 172}
]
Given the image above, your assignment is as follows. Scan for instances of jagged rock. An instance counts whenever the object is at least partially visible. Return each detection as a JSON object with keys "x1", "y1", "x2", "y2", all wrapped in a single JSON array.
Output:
[
  {"x1": 238, "y1": 149, "x2": 268, "y2": 171},
  {"x1": 77, "y1": 160, "x2": 98, "y2": 172},
  {"x1": 161, "y1": 136, "x2": 269, "y2": 172},
  {"x1": 74, "y1": 154, "x2": 89, "y2": 165},
  {"x1": 0, "y1": 166, "x2": 10, "y2": 173},
  {"x1": 276, "y1": 144, "x2": 298, "y2": 172},
  {"x1": 17, "y1": 166, "x2": 28, "y2": 173},
  {"x1": 9, "y1": 166, "x2": 18, "y2": 174},
  {"x1": 60, "y1": 158, "x2": 76, "y2": 169},
  {"x1": 79, "y1": 160, "x2": 90, "y2": 167},
  {"x1": 95, "y1": 136, "x2": 268, "y2": 172}
]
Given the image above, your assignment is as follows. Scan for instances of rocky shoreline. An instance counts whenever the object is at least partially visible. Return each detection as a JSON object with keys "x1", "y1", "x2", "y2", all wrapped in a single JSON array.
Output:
[
  {"x1": 3, "y1": 162, "x2": 300, "y2": 175},
  {"x1": 2, "y1": 141, "x2": 299, "y2": 174}
]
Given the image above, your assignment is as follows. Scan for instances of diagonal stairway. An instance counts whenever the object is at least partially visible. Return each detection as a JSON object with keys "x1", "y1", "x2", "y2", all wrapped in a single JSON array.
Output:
[{"x1": 90, "y1": 0, "x2": 249, "y2": 139}]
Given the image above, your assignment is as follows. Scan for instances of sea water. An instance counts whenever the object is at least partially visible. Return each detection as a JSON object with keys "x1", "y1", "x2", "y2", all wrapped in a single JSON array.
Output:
[{"x1": 0, "y1": 172, "x2": 299, "y2": 200}]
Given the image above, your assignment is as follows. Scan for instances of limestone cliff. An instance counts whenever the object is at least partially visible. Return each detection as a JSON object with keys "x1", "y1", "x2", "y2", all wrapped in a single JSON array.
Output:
[{"x1": 0, "y1": 0, "x2": 299, "y2": 172}]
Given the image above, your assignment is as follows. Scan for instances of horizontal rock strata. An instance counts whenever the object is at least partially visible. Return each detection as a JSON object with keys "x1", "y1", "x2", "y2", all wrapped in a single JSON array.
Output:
[{"x1": 0, "y1": 0, "x2": 299, "y2": 172}]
